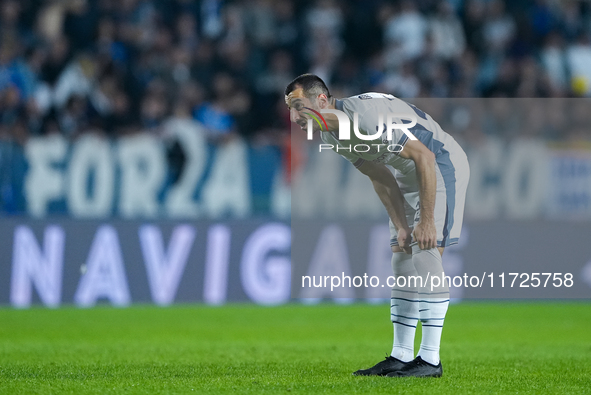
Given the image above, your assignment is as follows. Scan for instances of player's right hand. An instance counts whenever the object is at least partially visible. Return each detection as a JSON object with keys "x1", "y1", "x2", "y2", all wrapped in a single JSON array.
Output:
[
  {"x1": 412, "y1": 220, "x2": 437, "y2": 250},
  {"x1": 397, "y1": 227, "x2": 413, "y2": 254}
]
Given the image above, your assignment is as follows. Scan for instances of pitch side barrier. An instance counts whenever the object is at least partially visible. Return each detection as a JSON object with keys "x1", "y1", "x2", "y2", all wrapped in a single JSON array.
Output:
[
  {"x1": 1, "y1": 219, "x2": 290, "y2": 307},
  {"x1": 0, "y1": 218, "x2": 590, "y2": 307}
]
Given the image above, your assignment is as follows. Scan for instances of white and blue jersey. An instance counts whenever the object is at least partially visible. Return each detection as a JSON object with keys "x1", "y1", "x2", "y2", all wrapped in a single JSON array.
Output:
[{"x1": 322, "y1": 93, "x2": 470, "y2": 247}]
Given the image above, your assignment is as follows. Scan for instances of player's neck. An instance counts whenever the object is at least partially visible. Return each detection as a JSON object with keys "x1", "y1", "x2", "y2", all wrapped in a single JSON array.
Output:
[{"x1": 322, "y1": 98, "x2": 340, "y2": 132}]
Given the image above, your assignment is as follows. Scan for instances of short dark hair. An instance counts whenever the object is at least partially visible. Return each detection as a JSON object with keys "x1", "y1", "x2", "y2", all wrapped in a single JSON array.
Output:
[{"x1": 285, "y1": 73, "x2": 331, "y2": 100}]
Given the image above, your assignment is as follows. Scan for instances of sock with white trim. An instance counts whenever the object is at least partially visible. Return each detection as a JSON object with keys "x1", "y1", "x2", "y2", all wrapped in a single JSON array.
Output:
[
  {"x1": 390, "y1": 251, "x2": 419, "y2": 362},
  {"x1": 412, "y1": 246, "x2": 449, "y2": 366}
]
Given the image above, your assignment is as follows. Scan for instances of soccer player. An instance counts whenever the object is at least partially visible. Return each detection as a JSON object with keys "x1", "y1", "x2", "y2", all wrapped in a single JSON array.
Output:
[{"x1": 285, "y1": 74, "x2": 470, "y2": 378}]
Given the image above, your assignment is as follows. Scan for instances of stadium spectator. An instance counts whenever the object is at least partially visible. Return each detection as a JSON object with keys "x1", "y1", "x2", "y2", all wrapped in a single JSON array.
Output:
[
  {"x1": 566, "y1": 33, "x2": 591, "y2": 96},
  {"x1": 429, "y1": 1, "x2": 466, "y2": 60},
  {"x1": 0, "y1": 0, "x2": 590, "y2": 146},
  {"x1": 540, "y1": 32, "x2": 568, "y2": 93},
  {"x1": 383, "y1": 1, "x2": 429, "y2": 65},
  {"x1": 482, "y1": 0, "x2": 516, "y2": 55},
  {"x1": 193, "y1": 72, "x2": 240, "y2": 144}
]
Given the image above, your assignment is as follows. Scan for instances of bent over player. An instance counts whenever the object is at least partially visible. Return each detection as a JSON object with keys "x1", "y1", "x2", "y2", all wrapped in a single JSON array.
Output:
[{"x1": 285, "y1": 74, "x2": 470, "y2": 378}]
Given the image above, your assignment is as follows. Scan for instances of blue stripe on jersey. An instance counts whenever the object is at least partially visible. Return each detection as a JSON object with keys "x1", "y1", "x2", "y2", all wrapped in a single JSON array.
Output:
[
  {"x1": 442, "y1": 237, "x2": 459, "y2": 247},
  {"x1": 407, "y1": 126, "x2": 457, "y2": 247},
  {"x1": 439, "y1": 147, "x2": 456, "y2": 246},
  {"x1": 395, "y1": 134, "x2": 410, "y2": 154},
  {"x1": 442, "y1": 194, "x2": 450, "y2": 245}
]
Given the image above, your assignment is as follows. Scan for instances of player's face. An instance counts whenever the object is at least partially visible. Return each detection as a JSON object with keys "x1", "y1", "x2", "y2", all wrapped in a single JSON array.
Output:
[{"x1": 285, "y1": 88, "x2": 320, "y2": 132}]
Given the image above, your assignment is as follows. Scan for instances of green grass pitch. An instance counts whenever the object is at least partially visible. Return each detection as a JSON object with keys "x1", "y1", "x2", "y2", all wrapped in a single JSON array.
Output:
[{"x1": 0, "y1": 302, "x2": 590, "y2": 394}]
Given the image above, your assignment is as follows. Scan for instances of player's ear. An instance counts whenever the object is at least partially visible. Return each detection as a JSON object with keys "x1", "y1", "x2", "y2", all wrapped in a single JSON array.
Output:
[{"x1": 317, "y1": 94, "x2": 329, "y2": 109}]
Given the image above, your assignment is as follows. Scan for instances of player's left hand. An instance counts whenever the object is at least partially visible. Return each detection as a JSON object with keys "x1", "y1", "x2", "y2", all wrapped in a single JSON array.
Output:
[
  {"x1": 397, "y1": 227, "x2": 413, "y2": 254},
  {"x1": 412, "y1": 220, "x2": 437, "y2": 250}
]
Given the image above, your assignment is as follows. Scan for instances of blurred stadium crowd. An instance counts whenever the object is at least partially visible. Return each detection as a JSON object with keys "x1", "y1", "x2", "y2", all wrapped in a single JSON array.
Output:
[{"x1": 1, "y1": 0, "x2": 591, "y2": 146}]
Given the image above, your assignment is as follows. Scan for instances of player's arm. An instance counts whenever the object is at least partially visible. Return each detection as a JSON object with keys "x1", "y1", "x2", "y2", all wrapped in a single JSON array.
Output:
[
  {"x1": 357, "y1": 161, "x2": 412, "y2": 254},
  {"x1": 398, "y1": 139, "x2": 437, "y2": 250}
]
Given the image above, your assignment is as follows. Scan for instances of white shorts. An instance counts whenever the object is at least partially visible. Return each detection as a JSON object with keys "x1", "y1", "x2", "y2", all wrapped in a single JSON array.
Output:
[{"x1": 389, "y1": 150, "x2": 470, "y2": 248}]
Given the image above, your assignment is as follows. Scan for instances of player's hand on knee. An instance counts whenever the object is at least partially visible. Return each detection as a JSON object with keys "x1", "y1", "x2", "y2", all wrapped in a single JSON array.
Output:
[
  {"x1": 397, "y1": 227, "x2": 413, "y2": 254},
  {"x1": 412, "y1": 221, "x2": 437, "y2": 250}
]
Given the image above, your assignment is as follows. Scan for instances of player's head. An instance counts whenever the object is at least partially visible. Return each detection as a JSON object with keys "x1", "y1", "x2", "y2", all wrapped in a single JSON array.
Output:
[{"x1": 284, "y1": 73, "x2": 332, "y2": 131}]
